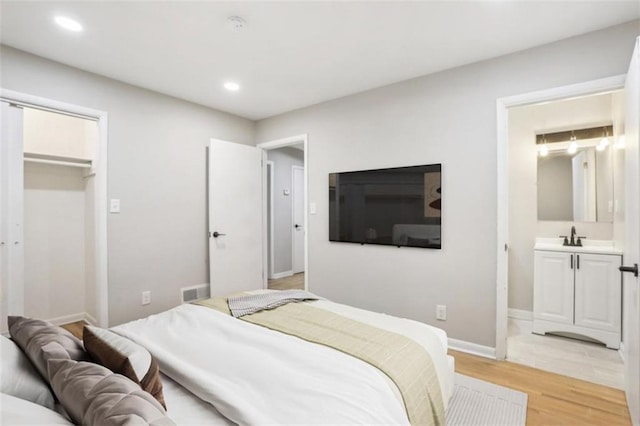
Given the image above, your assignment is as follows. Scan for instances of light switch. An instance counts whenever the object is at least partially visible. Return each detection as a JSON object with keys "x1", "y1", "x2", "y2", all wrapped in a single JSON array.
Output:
[
  {"x1": 110, "y1": 199, "x2": 120, "y2": 213},
  {"x1": 309, "y1": 202, "x2": 317, "y2": 215}
]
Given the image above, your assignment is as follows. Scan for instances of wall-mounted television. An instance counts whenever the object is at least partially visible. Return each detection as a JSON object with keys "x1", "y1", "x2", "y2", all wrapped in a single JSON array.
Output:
[{"x1": 329, "y1": 164, "x2": 441, "y2": 249}]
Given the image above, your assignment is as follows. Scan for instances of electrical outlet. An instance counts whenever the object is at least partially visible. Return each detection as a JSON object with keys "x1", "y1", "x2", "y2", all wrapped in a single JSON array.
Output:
[
  {"x1": 436, "y1": 305, "x2": 447, "y2": 321},
  {"x1": 110, "y1": 199, "x2": 120, "y2": 213},
  {"x1": 142, "y1": 291, "x2": 151, "y2": 305}
]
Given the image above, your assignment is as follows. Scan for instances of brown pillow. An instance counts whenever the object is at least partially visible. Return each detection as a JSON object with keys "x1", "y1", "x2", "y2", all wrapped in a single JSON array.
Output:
[
  {"x1": 83, "y1": 326, "x2": 166, "y2": 409},
  {"x1": 8, "y1": 316, "x2": 87, "y2": 381},
  {"x1": 48, "y1": 358, "x2": 175, "y2": 426}
]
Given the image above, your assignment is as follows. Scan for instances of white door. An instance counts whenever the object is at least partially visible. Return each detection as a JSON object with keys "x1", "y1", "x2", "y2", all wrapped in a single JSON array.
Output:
[
  {"x1": 208, "y1": 139, "x2": 263, "y2": 296},
  {"x1": 574, "y1": 253, "x2": 621, "y2": 333},
  {"x1": 533, "y1": 251, "x2": 574, "y2": 324},
  {"x1": 292, "y1": 165, "x2": 304, "y2": 274},
  {"x1": 623, "y1": 37, "x2": 640, "y2": 425},
  {"x1": 0, "y1": 101, "x2": 24, "y2": 334}
]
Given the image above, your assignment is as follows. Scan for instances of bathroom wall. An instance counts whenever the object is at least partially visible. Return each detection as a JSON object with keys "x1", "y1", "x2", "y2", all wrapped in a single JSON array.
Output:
[{"x1": 508, "y1": 92, "x2": 620, "y2": 312}]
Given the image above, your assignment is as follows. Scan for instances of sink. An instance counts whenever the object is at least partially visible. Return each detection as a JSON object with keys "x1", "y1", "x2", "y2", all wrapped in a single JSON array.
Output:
[{"x1": 534, "y1": 237, "x2": 622, "y2": 255}]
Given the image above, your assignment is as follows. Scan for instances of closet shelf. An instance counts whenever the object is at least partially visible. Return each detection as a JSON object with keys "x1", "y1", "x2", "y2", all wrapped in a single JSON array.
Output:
[{"x1": 23, "y1": 152, "x2": 92, "y2": 169}]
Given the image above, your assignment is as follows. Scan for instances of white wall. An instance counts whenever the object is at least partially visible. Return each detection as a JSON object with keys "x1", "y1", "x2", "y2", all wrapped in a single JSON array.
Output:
[
  {"x1": 612, "y1": 91, "x2": 626, "y2": 250},
  {"x1": 256, "y1": 21, "x2": 639, "y2": 347},
  {"x1": 23, "y1": 108, "x2": 97, "y2": 159},
  {"x1": 508, "y1": 93, "x2": 617, "y2": 312},
  {"x1": 1, "y1": 45, "x2": 255, "y2": 326},
  {"x1": 267, "y1": 147, "x2": 304, "y2": 275},
  {"x1": 23, "y1": 162, "x2": 86, "y2": 321}
]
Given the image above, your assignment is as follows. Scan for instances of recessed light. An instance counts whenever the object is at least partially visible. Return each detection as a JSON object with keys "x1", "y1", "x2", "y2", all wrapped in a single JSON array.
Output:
[
  {"x1": 54, "y1": 16, "x2": 83, "y2": 32},
  {"x1": 224, "y1": 82, "x2": 240, "y2": 92}
]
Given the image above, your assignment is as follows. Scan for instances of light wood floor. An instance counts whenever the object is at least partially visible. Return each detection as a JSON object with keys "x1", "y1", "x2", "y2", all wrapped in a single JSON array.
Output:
[
  {"x1": 60, "y1": 321, "x2": 631, "y2": 424},
  {"x1": 61, "y1": 320, "x2": 86, "y2": 339},
  {"x1": 268, "y1": 272, "x2": 305, "y2": 290},
  {"x1": 451, "y1": 349, "x2": 631, "y2": 425}
]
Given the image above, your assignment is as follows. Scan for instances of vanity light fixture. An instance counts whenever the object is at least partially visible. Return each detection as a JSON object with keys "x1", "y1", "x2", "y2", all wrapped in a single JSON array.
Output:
[
  {"x1": 54, "y1": 16, "x2": 83, "y2": 32},
  {"x1": 567, "y1": 132, "x2": 578, "y2": 155},
  {"x1": 539, "y1": 135, "x2": 549, "y2": 157},
  {"x1": 597, "y1": 127, "x2": 610, "y2": 151}
]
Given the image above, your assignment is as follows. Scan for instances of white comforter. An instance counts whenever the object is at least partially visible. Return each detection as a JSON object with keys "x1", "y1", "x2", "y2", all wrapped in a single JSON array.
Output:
[{"x1": 113, "y1": 299, "x2": 450, "y2": 425}]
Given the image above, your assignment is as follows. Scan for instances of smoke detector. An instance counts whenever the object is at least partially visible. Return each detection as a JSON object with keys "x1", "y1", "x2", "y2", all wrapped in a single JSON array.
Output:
[{"x1": 226, "y1": 16, "x2": 247, "y2": 31}]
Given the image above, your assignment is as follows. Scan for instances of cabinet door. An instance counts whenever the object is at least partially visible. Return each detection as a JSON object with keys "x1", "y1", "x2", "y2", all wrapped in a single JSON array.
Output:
[
  {"x1": 574, "y1": 253, "x2": 622, "y2": 332},
  {"x1": 534, "y1": 251, "x2": 574, "y2": 324}
]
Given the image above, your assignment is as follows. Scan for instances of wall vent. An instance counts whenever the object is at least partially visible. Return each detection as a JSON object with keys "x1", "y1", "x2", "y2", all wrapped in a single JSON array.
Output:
[{"x1": 181, "y1": 284, "x2": 210, "y2": 303}]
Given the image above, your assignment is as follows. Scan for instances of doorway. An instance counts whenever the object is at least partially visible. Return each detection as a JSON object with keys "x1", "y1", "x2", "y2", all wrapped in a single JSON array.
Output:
[
  {"x1": 258, "y1": 135, "x2": 308, "y2": 291},
  {"x1": 0, "y1": 90, "x2": 108, "y2": 330},
  {"x1": 497, "y1": 82, "x2": 626, "y2": 388}
]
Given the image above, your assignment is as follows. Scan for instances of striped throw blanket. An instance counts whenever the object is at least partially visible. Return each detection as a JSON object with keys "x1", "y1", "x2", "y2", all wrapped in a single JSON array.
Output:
[{"x1": 227, "y1": 290, "x2": 321, "y2": 318}]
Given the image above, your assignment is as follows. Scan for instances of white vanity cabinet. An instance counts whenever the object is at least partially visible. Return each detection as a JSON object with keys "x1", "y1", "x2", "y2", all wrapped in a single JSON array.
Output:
[{"x1": 533, "y1": 247, "x2": 622, "y2": 349}]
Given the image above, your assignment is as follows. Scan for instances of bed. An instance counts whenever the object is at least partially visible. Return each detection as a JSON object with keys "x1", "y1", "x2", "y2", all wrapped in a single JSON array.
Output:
[
  {"x1": 2, "y1": 290, "x2": 454, "y2": 425},
  {"x1": 113, "y1": 290, "x2": 455, "y2": 425}
]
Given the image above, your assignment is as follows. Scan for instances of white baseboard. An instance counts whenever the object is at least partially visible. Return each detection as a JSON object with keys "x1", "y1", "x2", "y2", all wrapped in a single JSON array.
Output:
[
  {"x1": 46, "y1": 312, "x2": 86, "y2": 326},
  {"x1": 84, "y1": 312, "x2": 98, "y2": 326},
  {"x1": 448, "y1": 338, "x2": 496, "y2": 359},
  {"x1": 508, "y1": 308, "x2": 533, "y2": 321},
  {"x1": 271, "y1": 270, "x2": 294, "y2": 280}
]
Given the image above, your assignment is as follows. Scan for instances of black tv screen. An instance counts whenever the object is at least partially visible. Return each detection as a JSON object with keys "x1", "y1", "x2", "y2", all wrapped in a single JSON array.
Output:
[{"x1": 329, "y1": 164, "x2": 441, "y2": 249}]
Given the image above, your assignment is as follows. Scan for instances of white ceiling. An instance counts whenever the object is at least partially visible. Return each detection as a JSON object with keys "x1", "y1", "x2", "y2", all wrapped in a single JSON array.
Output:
[{"x1": 1, "y1": 2, "x2": 638, "y2": 120}]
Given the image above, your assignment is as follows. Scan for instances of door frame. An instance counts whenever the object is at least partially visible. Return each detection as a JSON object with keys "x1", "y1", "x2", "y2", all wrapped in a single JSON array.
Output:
[
  {"x1": 494, "y1": 75, "x2": 625, "y2": 360},
  {"x1": 0, "y1": 88, "x2": 109, "y2": 328},
  {"x1": 291, "y1": 164, "x2": 305, "y2": 274},
  {"x1": 266, "y1": 160, "x2": 275, "y2": 279},
  {"x1": 257, "y1": 134, "x2": 308, "y2": 290}
]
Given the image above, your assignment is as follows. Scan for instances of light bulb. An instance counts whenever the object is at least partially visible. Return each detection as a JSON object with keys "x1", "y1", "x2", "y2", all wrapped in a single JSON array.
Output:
[
  {"x1": 568, "y1": 141, "x2": 578, "y2": 155},
  {"x1": 54, "y1": 16, "x2": 83, "y2": 32},
  {"x1": 596, "y1": 142, "x2": 606, "y2": 152},
  {"x1": 600, "y1": 136, "x2": 609, "y2": 147},
  {"x1": 223, "y1": 81, "x2": 240, "y2": 91},
  {"x1": 539, "y1": 144, "x2": 548, "y2": 157}
]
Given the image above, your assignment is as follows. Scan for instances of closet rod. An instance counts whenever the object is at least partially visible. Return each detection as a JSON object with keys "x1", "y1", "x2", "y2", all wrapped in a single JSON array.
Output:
[
  {"x1": 1, "y1": 98, "x2": 98, "y2": 122},
  {"x1": 24, "y1": 157, "x2": 92, "y2": 168}
]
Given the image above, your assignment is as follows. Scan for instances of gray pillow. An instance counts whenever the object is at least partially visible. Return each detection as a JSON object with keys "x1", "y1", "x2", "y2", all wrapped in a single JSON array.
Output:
[
  {"x1": 48, "y1": 358, "x2": 175, "y2": 426},
  {"x1": 0, "y1": 335, "x2": 56, "y2": 409},
  {"x1": 8, "y1": 316, "x2": 87, "y2": 381}
]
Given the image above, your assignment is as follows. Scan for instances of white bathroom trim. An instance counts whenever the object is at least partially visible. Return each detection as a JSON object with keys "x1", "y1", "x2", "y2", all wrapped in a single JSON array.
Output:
[
  {"x1": 495, "y1": 74, "x2": 626, "y2": 361},
  {"x1": 508, "y1": 308, "x2": 533, "y2": 321}
]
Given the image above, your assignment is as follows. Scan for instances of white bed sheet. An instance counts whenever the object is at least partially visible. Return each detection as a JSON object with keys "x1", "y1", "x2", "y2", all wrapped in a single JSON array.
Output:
[
  {"x1": 113, "y1": 298, "x2": 453, "y2": 425},
  {"x1": 161, "y1": 374, "x2": 234, "y2": 425}
]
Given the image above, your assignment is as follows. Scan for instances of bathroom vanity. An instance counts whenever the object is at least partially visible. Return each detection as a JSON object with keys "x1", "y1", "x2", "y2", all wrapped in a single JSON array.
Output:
[{"x1": 533, "y1": 238, "x2": 622, "y2": 349}]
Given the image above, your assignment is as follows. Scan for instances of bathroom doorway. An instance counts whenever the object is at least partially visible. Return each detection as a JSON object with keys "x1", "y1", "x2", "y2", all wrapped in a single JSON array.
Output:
[{"x1": 502, "y1": 88, "x2": 625, "y2": 388}]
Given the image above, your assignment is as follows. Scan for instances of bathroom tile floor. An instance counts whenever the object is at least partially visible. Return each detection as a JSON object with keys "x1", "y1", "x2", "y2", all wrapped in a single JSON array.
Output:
[{"x1": 507, "y1": 318, "x2": 624, "y2": 389}]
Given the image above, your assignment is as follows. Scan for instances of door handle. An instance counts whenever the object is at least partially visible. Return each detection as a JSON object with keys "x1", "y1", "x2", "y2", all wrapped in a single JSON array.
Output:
[
  {"x1": 619, "y1": 263, "x2": 638, "y2": 277},
  {"x1": 294, "y1": 224, "x2": 301, "y2": 229},
  {"x1": 577, "y1": 254, "x2": 580, "y2": 270},
  {"x1": 570, "y1": 254, "x2": 573, "y2": 269},
  {"x1": 211, "y1": 231, "x2": 226, "y2": 238}
]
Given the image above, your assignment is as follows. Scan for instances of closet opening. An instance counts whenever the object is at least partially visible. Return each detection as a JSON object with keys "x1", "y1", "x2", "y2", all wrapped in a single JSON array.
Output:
[
  {"x1": 1, "y1": 91, "x2": 108, "y2": 331},
  {"x1": 23, "y1": 107, "x2": 98, "y2": 325}
]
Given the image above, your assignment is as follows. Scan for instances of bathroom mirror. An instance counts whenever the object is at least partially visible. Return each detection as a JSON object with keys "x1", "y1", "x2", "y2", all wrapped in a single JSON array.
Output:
[{"x1": 537, "y1": 144, "x2": 614, "y2": 223}]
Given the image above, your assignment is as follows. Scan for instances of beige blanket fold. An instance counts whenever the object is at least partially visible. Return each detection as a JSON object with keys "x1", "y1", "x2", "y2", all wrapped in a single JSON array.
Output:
[{"x1": 195, "y1": 297, "x2": 445, "y2": 426}]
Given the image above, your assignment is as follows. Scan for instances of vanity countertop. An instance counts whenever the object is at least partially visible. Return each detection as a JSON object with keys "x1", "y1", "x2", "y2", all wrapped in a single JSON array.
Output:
[{"x1": 534, "y1": 238, "x2": 623, "y2": 255}]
